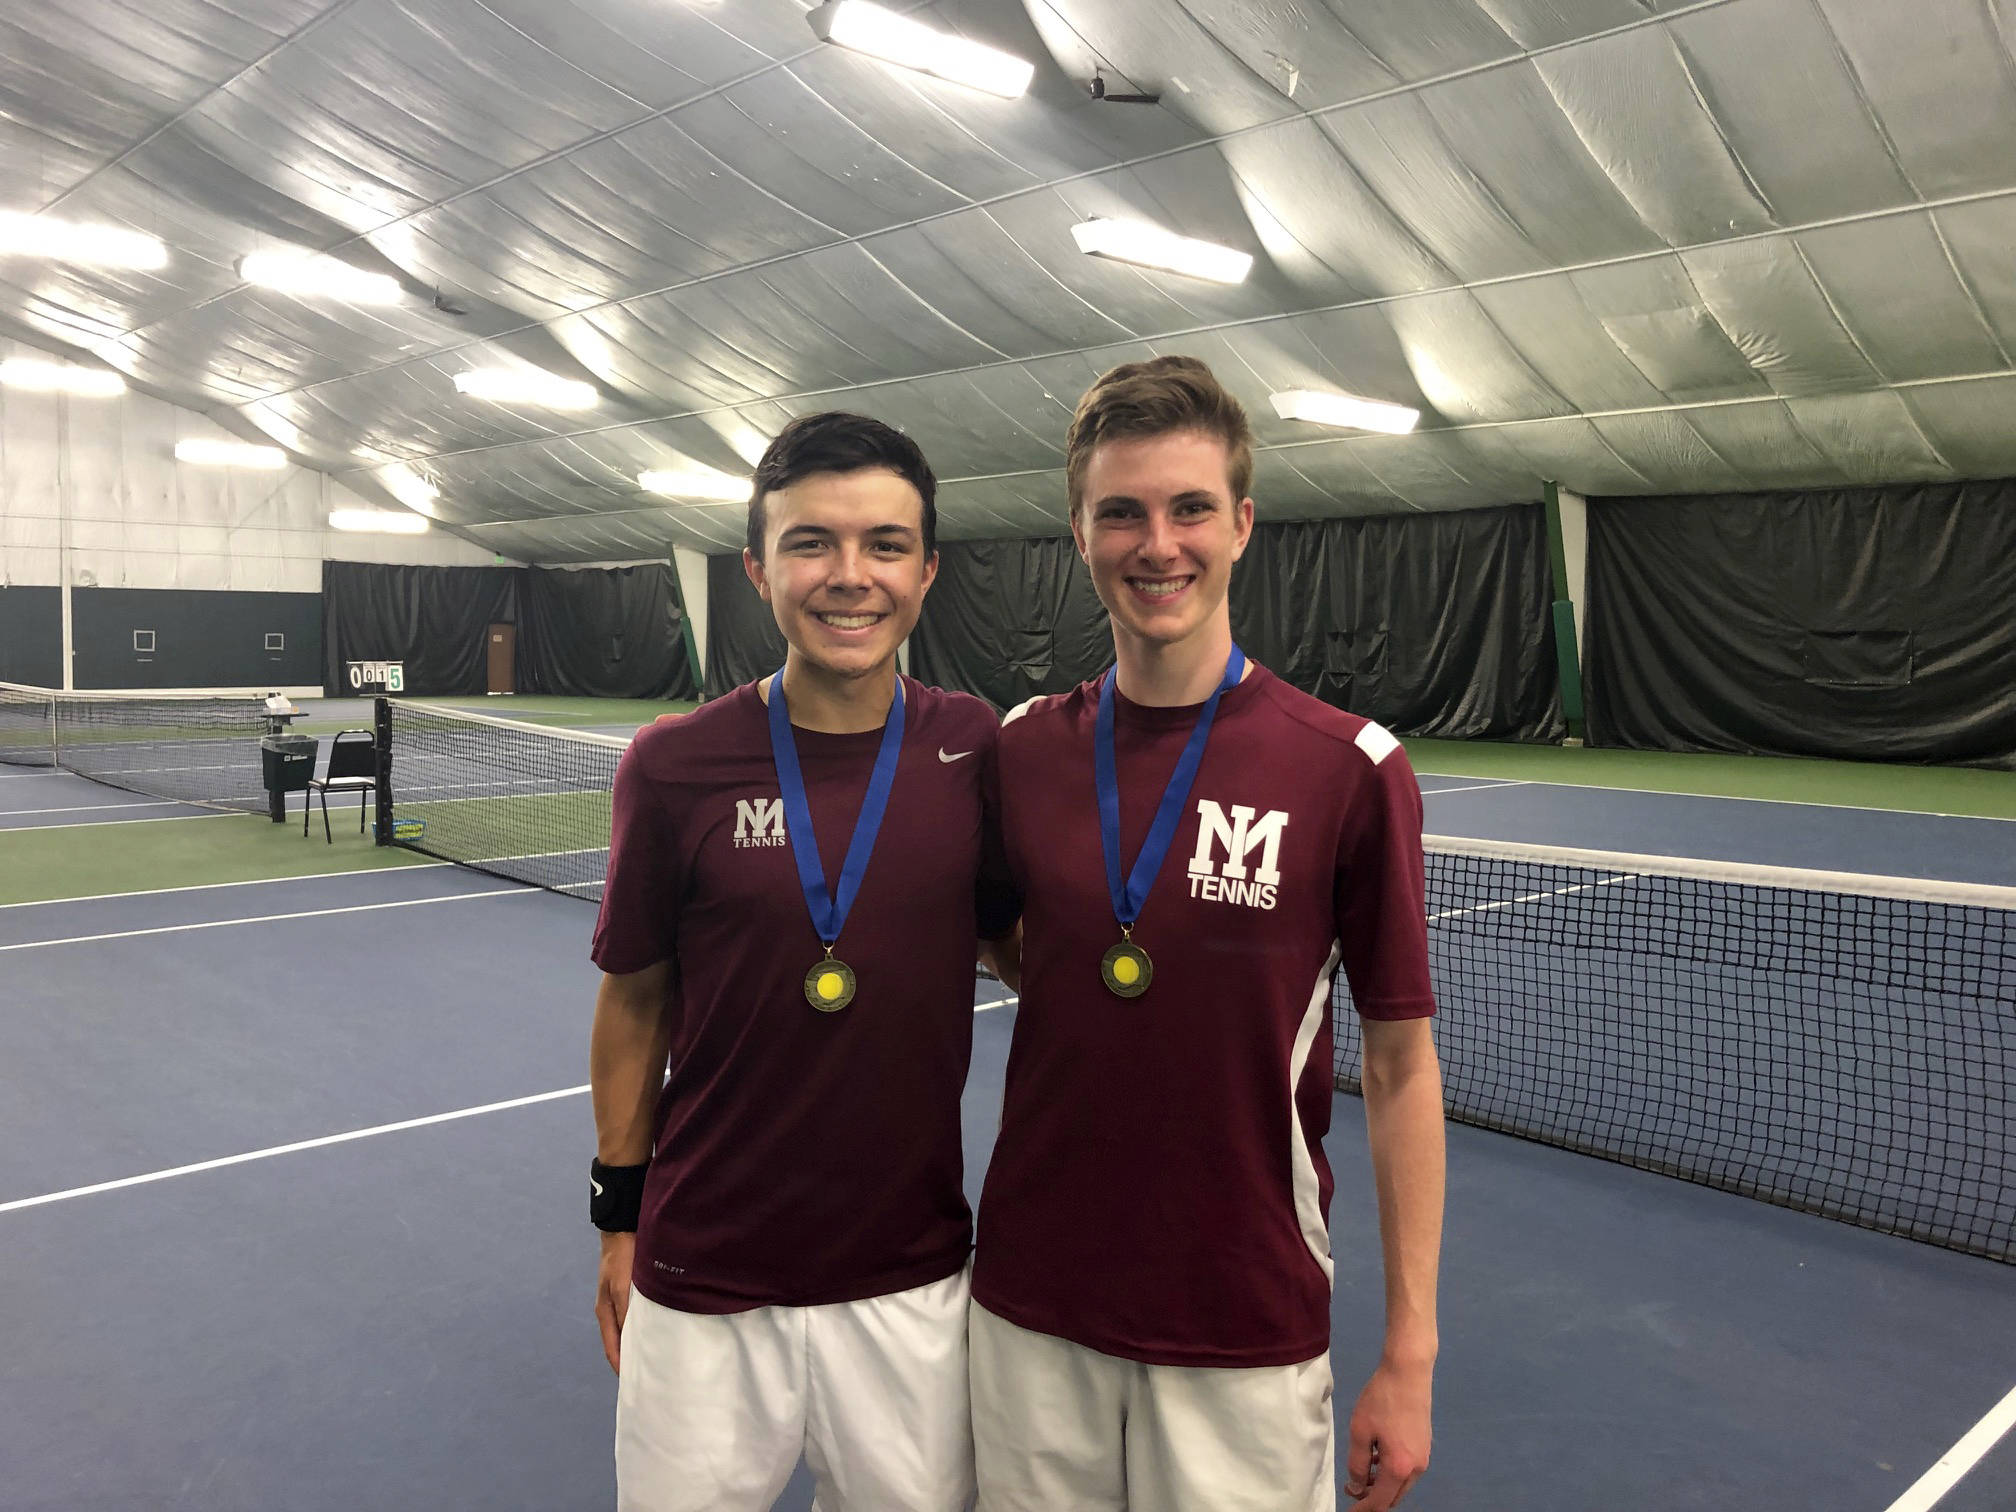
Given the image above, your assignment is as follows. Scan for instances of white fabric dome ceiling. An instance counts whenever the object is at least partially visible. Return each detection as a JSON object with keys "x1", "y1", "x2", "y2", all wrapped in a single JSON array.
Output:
[{"x1": 3, "y1": 0, "x2": 2012, "y2": 562}]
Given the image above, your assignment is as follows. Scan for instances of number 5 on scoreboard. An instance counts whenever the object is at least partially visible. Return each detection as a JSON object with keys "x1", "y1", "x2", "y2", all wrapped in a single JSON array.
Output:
[{"x1": 386, "y1": 665, "x2": 404, "y2": 693}]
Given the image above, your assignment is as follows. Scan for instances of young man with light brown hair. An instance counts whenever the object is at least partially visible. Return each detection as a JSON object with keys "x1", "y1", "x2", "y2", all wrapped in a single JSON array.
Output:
[{"x1": 972, "y1": 356, "x2": 1446, "y2": 1511}]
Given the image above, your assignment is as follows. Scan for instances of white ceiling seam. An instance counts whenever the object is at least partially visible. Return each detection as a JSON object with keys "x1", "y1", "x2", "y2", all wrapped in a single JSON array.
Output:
[{"x1": 304, "y1": 178, "x2": 2016, "y2": 476}]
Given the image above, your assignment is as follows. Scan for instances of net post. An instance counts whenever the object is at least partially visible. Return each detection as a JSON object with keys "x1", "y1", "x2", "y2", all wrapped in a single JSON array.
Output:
[{"x1": 373, "y1": 696, "x2": 393, "y2": 845}]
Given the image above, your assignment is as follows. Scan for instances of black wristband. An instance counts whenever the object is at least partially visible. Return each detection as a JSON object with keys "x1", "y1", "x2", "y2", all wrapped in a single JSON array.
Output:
[{"x1": 590, "y1": 1158, "x2": 649, "y2": 1232}]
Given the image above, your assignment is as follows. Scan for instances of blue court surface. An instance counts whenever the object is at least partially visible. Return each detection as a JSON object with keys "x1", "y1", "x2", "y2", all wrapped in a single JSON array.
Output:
[
  {"x1": 0, "y1": 745, "x2": 373, "y2": 834},
  {"x1": 0, "y1": 768, "x2": 231, "y2": 831},
  {"x1": 2, "y1": 774, "x2": 2011, "y2": 1512}
]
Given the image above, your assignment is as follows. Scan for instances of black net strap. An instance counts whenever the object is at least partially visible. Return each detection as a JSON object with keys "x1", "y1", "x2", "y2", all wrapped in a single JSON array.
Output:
[{"x1": 380, "y1": 698, "x2": 626, "y2": 898}]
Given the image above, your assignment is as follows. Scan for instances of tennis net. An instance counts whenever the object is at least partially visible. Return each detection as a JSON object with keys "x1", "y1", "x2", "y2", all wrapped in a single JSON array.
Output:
[
  {"x1": 0, "y1": 680, "x2": 274, "y2": 813},
  {"x1": 377, "y1": 698, "x2": 626, "y2": 898},
  {"x1": 371, "y1": 697, "x2": 2014, "y2": 1264},
  {"x1": 1333, "y1": 837, "x2": 2014, "y2": 1263}
]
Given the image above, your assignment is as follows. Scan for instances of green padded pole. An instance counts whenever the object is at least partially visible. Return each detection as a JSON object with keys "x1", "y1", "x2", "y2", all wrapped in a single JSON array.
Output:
[
  {"x1": 1543, "y1": 481, "x2": 1585, "y2": 741},
  {"x1": 666, "y1": 554, "x2": 704, "y2": 694}
]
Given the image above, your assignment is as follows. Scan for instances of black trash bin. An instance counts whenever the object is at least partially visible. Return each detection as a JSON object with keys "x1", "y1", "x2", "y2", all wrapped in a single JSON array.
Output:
[{"x1": 260, "y1": 734, "x2": 316, "y2": 824}]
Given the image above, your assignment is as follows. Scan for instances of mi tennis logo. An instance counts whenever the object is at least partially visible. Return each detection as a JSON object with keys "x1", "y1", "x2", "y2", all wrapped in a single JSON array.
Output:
[
  {"x1": 733, "y1": 798, "x2": 787, "y2": 848},
  {"x1": 1188, "y1": 800, "x2": 1288, "y2": 911}
]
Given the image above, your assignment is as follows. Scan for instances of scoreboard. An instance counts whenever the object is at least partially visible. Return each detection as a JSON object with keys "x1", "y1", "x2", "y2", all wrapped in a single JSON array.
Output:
[{"x1": 345, "y1": 660, "x2": 406, "y2": 694}]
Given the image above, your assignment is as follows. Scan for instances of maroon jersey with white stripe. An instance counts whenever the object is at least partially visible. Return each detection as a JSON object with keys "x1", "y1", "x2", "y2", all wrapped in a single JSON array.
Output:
[
  {"x1": 591, "y1": 677, "x2": 1015, "y2": 1314},
  {"x1": 973, "y1": 663, "x2": 1434, "y2": 1367}
]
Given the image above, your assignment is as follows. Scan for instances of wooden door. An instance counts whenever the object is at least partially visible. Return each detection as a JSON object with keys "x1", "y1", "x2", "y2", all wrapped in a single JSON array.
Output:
[{"x1": 487, "y1": 623, "x2": 516, "y2": 694}]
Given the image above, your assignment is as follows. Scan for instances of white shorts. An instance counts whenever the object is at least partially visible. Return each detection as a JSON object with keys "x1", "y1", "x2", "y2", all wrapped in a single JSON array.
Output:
[
  {"x1": 969, "y1": 1302, "x2": 1334, "y2": 1512},
  {"x1": 616, "y1": 1266, "x2": 975, "y2": 1512}
]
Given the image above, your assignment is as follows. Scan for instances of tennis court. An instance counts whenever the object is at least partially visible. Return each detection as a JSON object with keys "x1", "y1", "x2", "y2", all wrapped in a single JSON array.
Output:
[
  {"x1": 11, "y1": 6, "x2": 2016, "y2": 1504},
  {"x1": 2, "y1": 699, "x2": 2010, "y2": 1512}
]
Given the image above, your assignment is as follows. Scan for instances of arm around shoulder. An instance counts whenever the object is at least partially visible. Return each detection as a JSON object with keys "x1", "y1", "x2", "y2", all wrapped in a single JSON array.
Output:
[{"x1": 978, "y1": 922, "x2": 1022, "y2": 994}]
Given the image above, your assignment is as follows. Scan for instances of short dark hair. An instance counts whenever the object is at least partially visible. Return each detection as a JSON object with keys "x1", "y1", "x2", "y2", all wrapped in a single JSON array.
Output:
[
  {"x1": 745, "y1": 412, "x2": 938, "y2": 558},
  {"x1": 1066, "y1": 355, "x2": 1253, "y2": 518}
]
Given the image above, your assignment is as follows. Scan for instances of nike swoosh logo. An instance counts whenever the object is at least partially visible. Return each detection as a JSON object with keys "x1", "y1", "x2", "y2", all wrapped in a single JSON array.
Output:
[
  {"x1": 590, "y1": 1178, "x2": 604, "y2": 1197},
  {"x1": 938, "y1": 748, "x2": 974, "y2": 763}
]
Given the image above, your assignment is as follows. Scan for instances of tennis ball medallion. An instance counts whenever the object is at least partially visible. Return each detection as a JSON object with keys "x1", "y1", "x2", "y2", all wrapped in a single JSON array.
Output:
[
  {"x1": 1101, "y1": 940, "x2": 1152, "y2": 999},
  {"x1": 805, "y1": 957, "x2": 856, "y2": 1012}
]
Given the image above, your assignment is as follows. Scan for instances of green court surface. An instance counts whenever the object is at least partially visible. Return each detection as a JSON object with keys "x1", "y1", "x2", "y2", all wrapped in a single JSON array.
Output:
[
  {"x1": 10, "y1": 707, "x2": 2008, "y2": 913},
  {"x1": 1404, "y1": 738, "x2": 2016, "y2": 820},
  {"x1": 394, "y1": 789, "x2": 608, "y2": 854},
  {"x1": 402, "y1": 695, "x2": 697, "y2": 730},
  {"x1": 298, "y1": 697, "x2": 2016, "y2": 818},
  {"x1": 0, "y1": 810, "x2": 434, "y2": 908}
]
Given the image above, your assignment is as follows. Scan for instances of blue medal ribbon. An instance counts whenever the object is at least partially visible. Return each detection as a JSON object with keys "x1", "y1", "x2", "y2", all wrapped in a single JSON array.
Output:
[
  {"x1": 1095, "y1": 645, "x2": 1245, "y2": 930},
  {"x1": 767, "y1": 669, "x2": 907, "y2": 948}
]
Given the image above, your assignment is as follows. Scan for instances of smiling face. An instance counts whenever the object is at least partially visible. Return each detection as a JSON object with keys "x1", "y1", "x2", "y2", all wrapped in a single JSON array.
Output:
[
  {"x1": 1071, "y1": 428, "x2": 1254, "y2": 656},
  {"x1": 743, "y1": 466, "x2": 938, "y2": 685}
]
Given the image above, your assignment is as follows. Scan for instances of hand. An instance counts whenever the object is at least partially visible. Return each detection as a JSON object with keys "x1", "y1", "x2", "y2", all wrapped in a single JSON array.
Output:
[
  {"x1": 1344, "y1": 1356, "x2": 1432, "y2": 1509},
  {"x1": 978, "y1": 923, "x2": 1023, "y2": 994},
  {"x1": 595, "y1": 1230, "x2": 636, "y2": 1374}
]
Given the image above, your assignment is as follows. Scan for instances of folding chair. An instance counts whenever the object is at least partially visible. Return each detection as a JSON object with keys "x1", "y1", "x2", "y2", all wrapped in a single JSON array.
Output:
[{"x1": 307, "y1": 728, "x2": 376, "y2": 843}]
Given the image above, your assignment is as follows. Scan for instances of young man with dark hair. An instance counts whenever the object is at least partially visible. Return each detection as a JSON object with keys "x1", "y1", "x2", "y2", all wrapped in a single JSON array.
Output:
[
  {"x1": 589, "y1": 411, "x2": 1013, "y2": 1510},
  {"x1": 972, "y1": 357, "x2": 1446, "y2": 1511}
]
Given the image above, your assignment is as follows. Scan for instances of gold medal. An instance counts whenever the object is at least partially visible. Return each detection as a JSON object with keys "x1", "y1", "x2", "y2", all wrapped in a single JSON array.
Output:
[
  {"x1": 1101, "y1": 930, "x2": 1153, "y2": 998},
  {"x1": 804, "y1": 951, "x2": 856, "y2": 1012}
]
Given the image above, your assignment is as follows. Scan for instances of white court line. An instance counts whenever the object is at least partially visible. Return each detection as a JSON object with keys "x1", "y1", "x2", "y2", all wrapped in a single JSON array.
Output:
[
  {"x1": 0, "y1": 886, "x2": 537, "y2": 952},
  {"x1": 2, "y1": 998, "x2": 1018, "y2": 1216},
  {"x1": 1415, "y1": 772, "x2": 2016, "y2": 824},
  {"x1": 1884, "y1": 1383, "x2": 2016, "y2": 1512},
  {"x1": 1428, "y1": 872, "x2": 1637, "y2": 923},
  {"x1": 976, "y1": 994, "x2": 1019, "y2": 1012},
  {"x1": 1420, "y1": 779, "x2": 1529, "y2": 797},
  {"x1": 0, "y1": 810, "x2": 237, "y2": 830},
  {"x1": 0, "y1": 862, "x2": 450, "y2": 911},
  {"x1": 0, "y1": 1086, "x2": 592, "y2": 1215},
  {"x1": 1, "y1": 799, "x2": 181, "y2": 816}
]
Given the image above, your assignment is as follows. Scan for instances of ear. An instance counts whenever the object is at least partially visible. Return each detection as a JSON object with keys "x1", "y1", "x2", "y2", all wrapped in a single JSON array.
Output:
[
  {"x1": 742, "y1": 545, "x2": 771, "y2": 603},
  {"x1": 1230, "y1": 497, "x2": 1255, "y2": 561},
  {"x1": 1069, "y1": 506, "x2": 1091, "y2": 566},
  {"x1": 919, "y1": 549, "x2": 939, "y2": 595}
]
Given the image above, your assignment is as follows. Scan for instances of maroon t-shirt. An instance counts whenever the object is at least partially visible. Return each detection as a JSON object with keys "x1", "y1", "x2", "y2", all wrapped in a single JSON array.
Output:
[
  {"x1": 973, "y1": 663, "x2": 1435, "y2": 1367},
  {"x1": 591, "y1": 677, "x2": 1014, "y2": 1314}
]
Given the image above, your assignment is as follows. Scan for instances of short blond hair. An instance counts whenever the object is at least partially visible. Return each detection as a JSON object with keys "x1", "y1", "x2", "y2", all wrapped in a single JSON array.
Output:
[{"x1": 1064, "y1": 355, "x2": 1253, "y2": 517}]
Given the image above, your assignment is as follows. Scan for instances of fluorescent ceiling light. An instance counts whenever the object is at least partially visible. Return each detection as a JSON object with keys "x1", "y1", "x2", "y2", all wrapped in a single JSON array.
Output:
[
  {"x1": 239, "y1": 250, "x2": 403, "y2": 304},
  {"x1": 807, "y1": 1, "x2": 1033, "y2": 98},
  {"x1": 1070, "y1": 218, "x2": 1251, "y2": 284},
  {"x1": 1269, "y1": 388, "x2": 1421, "y2": 435},
  {"x1": 454, "y1": 369, "x2": 598, "y2": 410},
  {"x1": 380, "y1": 465, "x2": 441, "y2": 517},
  {"x1": 0, "y1": 211, "x2": 168, "y2": 270},
  {"x1": 329, "y1": 509, "x2": 430, "y2": 535},
  {"x1": 638, "y1": 466, "x2": 752, "y2": 502},
  {"x1": 175, "y1": 437, "x2": 288, "y2": 469},
  {"x1": 0, "y1": 358, "x2": 126, "y2": 397}
]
